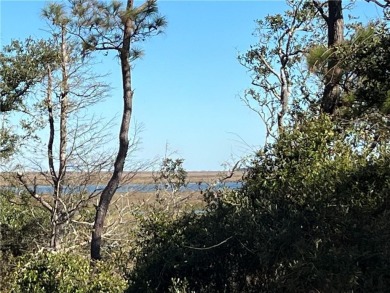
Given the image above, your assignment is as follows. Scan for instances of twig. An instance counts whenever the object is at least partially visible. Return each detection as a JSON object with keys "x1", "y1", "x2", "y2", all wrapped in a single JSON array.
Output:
[{"x1": 183, "y1": 236, "x2": 233, "y2": 250}]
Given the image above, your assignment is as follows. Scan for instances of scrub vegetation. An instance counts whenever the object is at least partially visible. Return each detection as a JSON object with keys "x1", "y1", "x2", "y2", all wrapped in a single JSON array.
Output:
[{"x1": 1, "y1": 0, "x2": 389, "y2": 292}]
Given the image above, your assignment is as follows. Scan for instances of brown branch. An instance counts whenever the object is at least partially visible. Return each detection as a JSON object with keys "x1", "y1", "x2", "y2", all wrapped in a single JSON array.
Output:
[
  {"x1": 183, "y1": 236, "x2": 233, "y2": 250},
  {"x1": 313, "y1": 0, "x2": 329, "y2": 23},
  {"x1": 220, "y1": 161, "x2": 241, "y2": 182},
  {"x1": 365, "y1": 0, "x2": 390, "y2": 8},
  {"x1": 16, "y1": 172, "x2": 53, "y2": 213}
]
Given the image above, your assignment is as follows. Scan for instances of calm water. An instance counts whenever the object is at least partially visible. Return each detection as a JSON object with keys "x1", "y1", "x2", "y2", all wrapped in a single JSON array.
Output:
[{"x1": 17, "y1": 182, "x2": 242, "y2": 195}]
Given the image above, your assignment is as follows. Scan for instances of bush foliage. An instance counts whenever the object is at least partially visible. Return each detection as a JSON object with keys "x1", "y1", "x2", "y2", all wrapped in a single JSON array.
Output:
[
  {"x1": 127, "y1": 116, "x2": 390, "y2": 292},
  {"x1": 9, "y1": 251, "x2": 126, "y2": 293}
]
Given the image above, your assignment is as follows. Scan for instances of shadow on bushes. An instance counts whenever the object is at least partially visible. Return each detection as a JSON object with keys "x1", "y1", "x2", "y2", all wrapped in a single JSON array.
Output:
[{"x1": 127, "y1": 118, "x2": 390, "y2": 292}]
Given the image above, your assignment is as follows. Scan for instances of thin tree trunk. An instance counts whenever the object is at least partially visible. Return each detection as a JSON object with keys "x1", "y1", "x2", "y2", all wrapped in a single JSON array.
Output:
[
  {"x1": 50, "y1": 219, "x2": 59, "y2": 249},
  {"x1": 46, "y1": 64, "x2": 59, "y2": 250},
  {"x1": 322, "y1": 0, "x2": 344, "y2": 114},
  {"x1": 59, "y1": 23, "x2": 69, "y2": 185},
  {"x1": 91, "y1": 0, "x2": 134, "y2": 260},
  {"x1": 46, "y1": 65, "x2": 57, "y2": 186},
  {"x1": 49, "y1": 24, "x2": 70, "y2": 251},
  {"x1": 278, "y1": 66, "x2": 290, "y2": 133}
]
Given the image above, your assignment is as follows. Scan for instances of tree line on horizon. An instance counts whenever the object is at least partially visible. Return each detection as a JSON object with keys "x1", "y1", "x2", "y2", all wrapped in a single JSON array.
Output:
[{"x1": 1, "y1": 0, "x2": 389, "y2": 291}]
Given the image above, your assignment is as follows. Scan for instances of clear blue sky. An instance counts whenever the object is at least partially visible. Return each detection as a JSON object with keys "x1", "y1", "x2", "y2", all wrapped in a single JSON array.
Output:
[{"x1": 0, "y1": 1, "x2": 383, "y2": 171}]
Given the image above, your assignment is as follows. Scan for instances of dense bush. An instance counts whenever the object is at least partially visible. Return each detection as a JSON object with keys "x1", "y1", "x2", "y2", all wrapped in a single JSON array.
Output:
[
  {"x1": 127, "y1": 116, "x2": 390, "y2": 292},
  {"x1": 0, "y1": 190, "x2": 51, "y2": 290},
  {"x1": 9, "y1": 251, "x2": 126, "y2": 293},
  {"x1": 0, "y1": 190, "x2": 50, "y2": 256},
  {"x1": 127, "y1": 201, "x2": 251, "y2": 292}
]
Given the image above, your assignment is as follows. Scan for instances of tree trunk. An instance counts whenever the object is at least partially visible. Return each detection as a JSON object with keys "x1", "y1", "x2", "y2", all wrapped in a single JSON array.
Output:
[
  {"x1": 91, "y1": 0, "x2": 134, "y2": 260},
  {"x1": 48, "y1": 24, "x2": 70, "y2": 251},
  {"x1": 278, "y1": 65, "x2": 290, "y2": 133},
  {"x1": 46, "y1": 65, "x2": 57, "y2": 189},
  {"x1": 322, "y1": 0, "x2": 344, "y2": 114},
  {"x1": 59, "y1": 23, "x2": 69, "y2": 185}
]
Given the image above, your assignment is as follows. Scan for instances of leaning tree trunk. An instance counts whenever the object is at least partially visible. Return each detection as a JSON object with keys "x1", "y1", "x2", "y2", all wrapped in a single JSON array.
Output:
[
  {"x1": 322, "y1": 0, "x2": 344, "y2": 114},
  {"x1": 91, "y1": 0, "x2": 133, "y2": 260}
]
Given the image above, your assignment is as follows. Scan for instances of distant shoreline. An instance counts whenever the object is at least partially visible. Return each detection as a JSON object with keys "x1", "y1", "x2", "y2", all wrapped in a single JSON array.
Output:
[{"x1": 0, "y1": 171, "x2": 244, "y2": 187}]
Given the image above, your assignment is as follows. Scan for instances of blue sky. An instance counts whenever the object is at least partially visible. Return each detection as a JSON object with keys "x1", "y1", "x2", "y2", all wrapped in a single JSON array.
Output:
[{"x1": 0, "y1": 1, "x2": 383, "y2": 170}]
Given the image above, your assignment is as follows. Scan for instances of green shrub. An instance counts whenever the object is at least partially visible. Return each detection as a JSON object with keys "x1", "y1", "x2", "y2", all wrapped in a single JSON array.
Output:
[
  {"x1": 127, "y1": 116, "x2": 390, "y2": 292},
  {"x1": 9, "y1": 251, "x2": 126, "y2": 293},
  {"x1": 0, "y1": 190, "x2": 50, "y2": 256},
  {"x1": 0, "y1": 190, "x2": 51, "y2": 291}
]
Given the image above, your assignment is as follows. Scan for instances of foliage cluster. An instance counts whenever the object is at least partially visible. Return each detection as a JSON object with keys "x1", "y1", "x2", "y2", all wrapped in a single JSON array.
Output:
[
  {"x1": 0, "y1": 190, "x2": 51, "y2": 290},
  {"x1": 0, "y1": 38, "x2": 59, "y2": 159},
  {"x1": 127, "y1": 115, "x2": 390, "y2": 292},
  {"x1": 8, "y1": 251, "x2": 126, "y2": 293},
  {"x1": 339, "y1": 23, "x2": 390, "y2": 116},
  {"x1": 0, "y1": 190, "x2": 50, "y2": 257},
  {"x1": 0, "y1": 39, "x2": 58, "y2": 113}
]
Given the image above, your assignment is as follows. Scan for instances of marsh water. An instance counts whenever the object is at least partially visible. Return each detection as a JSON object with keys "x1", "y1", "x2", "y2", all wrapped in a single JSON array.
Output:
[{"x1": 20, "y1": 181, "x2": 242, "y2": 195}]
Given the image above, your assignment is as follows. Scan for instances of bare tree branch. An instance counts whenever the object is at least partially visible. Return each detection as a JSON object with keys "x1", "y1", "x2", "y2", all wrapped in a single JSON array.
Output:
[
  {"x1": 16, "y1": 172, "x2": 53, "y2": 213},
  {"x1": 313, "y1": 0, "x2": 329, "y2": 23}
]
